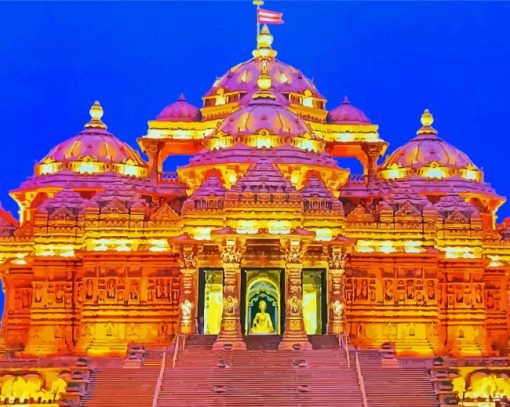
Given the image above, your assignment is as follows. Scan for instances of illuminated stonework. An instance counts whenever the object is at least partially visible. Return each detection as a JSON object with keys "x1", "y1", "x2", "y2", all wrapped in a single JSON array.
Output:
[{"x1": 0, "y1": 21, "x2": 510, "y2": 406}]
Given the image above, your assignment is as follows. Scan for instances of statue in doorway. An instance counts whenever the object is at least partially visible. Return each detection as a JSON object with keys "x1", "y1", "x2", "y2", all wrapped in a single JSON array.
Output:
[{"x1": 251, "y1": 300, "x2": 274, "y2": 334}]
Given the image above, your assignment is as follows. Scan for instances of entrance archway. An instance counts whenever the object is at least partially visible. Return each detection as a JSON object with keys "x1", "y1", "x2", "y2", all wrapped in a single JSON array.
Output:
[{"x1": 242, "y1": 270, "x2": 282, "y2": 335}]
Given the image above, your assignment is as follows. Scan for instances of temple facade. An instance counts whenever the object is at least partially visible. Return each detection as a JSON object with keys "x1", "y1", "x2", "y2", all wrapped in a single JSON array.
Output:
[{"x1": 1, "y1": 25, "x2": 510, "y2": 363}]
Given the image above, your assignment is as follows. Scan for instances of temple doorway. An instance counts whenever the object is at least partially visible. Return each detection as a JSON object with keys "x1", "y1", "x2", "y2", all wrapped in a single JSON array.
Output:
[
  {"x1": 198, "y1": 269, "x2": 223, "y2": 335},
  {"x1": 302, "y1": 269, "x2": 327, "y2": 335},
  {"x1": 241, "y1": 269, "x2": 283, "y2": 335}
]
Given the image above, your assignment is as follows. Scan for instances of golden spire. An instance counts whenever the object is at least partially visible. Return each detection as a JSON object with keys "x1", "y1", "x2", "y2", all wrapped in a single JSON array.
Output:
[
  {"x1": 257, "y1": 61, "x2": 272, "y2": 90},
  {"x1": 252, "y1": 24, "x2": 277, "y2": 59},
  {"x1": 85, "y1": 101, "x2": 107, "y2": 129},
  {"x1": 417, "y1": 108, "x2": 437, "y2": 135}
]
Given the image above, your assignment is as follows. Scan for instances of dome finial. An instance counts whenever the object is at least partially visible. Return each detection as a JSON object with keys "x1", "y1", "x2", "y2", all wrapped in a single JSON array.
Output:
[
  {"x1": 85, "y1": 101, "x2": 107, "y2": 129},
  {"x1": 417, "y1": 108, "x2": 437, "y2": 135},
  {"x1": 257, "y1": 61, "x2": 272, "y2": 90},
  {"x1": 252, "y1": 24, "x2": 277, "y2": 59}
]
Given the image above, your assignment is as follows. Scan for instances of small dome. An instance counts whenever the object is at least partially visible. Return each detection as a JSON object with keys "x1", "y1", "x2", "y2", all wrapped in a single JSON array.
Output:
[
  {"x1": 36, "y1": 102, "x2": 147, "y2": 177},
  {"x1": 328, "y1": 97, "x2": 371, "y2": 124},
  {"x1": 156, "y1": 93, "x2": 201, "y2": 122},
  {"x1": 379, "y1": 109, "x2": 481, "y2": 181}
]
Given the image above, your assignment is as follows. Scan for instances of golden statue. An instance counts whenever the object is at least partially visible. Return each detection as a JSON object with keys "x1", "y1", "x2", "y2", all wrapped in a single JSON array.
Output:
[{"x1": 251, "y1": 300, "x2": 274, "y2": 334}]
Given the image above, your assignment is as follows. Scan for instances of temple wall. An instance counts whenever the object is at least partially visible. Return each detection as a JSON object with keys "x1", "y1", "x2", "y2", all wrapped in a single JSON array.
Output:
[{"x1": 1, "y1": 253, "x2": 181, "y2": 357}]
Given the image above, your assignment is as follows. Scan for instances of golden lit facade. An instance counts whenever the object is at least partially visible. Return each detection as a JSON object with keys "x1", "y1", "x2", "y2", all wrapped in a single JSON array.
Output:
[{"x1": 1, "y1": 25, "x2": 510, "y2": 369}]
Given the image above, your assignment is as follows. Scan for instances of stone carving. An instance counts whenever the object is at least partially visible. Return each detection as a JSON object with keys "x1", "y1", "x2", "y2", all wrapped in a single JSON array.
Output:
[
  {"x1": 287, "y1": 296, "x2": 302, "y2": 315},
  {"x1": 224, "y1": 296, "x2": 238, "y2": 316},
  {"x1": 284, "y1": 246, "x2": 303, "y2": 264},
  {"x1": 328, "y1": 250, "x2": 346, "y2": 270},
  {"x1": 332, "y1": 300, "x2": 343, "y2": 319},
  {"x1": 0, "y1": 372, "x2": 69, "y2": 404},
  {"x1": 221, "y1": 245, "x2": 242, "y2": 264},
  {"x1": 181, "y1": 299, "x2": 193, "y2": 321},
  {"x1": 181, "y1": 249, "x2": 198, "y2": 269}
]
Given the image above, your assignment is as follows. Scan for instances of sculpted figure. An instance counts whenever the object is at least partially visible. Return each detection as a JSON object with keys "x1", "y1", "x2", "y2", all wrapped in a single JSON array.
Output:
[
  {"x1": 49, "y1": 377, "x2": 67, "y2": 401},
  {"x1": 251, "y1": 300, "x2": 274, "y2": 334},
  {"x1": 288, "y1": 296, "x2": 301, "y2": 315},
  {"x1": 221, "y1": 245, "x2": 242, "y2": 264},
  {"x1": 332, "y1": 300, "x2": 343, "y2": 319},
  {"x1": 224, "y1": 296, "x2": 237, "y2": 316},
  {"x1": 181, "y1": 299, "x2": 193, "y2": 320},
  {"x1": 384, "y1": 280, "x2": 393, "y2": 301},
  {"x1": 85, "y1": 280, "x2": 94, "y2": 300},
  {"x1": 130, "y1": 281, "x2": 139, "y2": 301},
  {"x1": 55, "y1": 285, "x2": 64, "y2": 304},
  {"x1": 107, "y1": 279, "x2": 116, "y2": 299},
  {"x1": 34, "y1": 283, "x2": 43, "y2": 303}
]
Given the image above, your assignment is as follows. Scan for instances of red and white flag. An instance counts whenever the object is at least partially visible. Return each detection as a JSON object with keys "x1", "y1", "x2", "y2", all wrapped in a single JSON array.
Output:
[{"x1": 258, "y1": 8, "x2": 284, "y2": 25}]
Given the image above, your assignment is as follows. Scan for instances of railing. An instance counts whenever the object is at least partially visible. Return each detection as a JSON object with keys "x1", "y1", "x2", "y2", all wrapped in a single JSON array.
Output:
[
  {"x1": 355, "y1": 352, "x2": 369, "y2": 407},
  {"x1": 151, "y1": 343, "x2": 170, "y2": 407},
  {"x1": 344, "y1": 334, "x2": 351, "y2": 368},
  {"x1": 160, "y1": 171, "x2": 178, "y2": 180},
  {"x1": 338, "y1": 332, "x2": 351, "y2": 368},
  {"x1": 348, "y1": 174, "x2": 366, "y2": 183},
  {"x1": 172, "y1": 335, "x2": 180, "y2": 369}
]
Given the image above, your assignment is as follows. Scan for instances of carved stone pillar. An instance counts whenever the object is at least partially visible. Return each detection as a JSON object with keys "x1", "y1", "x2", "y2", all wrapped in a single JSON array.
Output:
[
  {"x1": 279, "y1": 242, "x2": 311, "y2": 350},
  {"x1": 362, "y1": 144, "x2": 382, "y2": 184},
  {"x1": 179, "y1": 249, "x2": 198, "y2": 335},
  {"x1": 213, "y1": 243, "x2": 246, "y2": 350},
  {"x1": 144, "y1": 142, "x2": 162, "y2": 180},
  {"x1": 328, "y1": 247, "x2": 347, "y2": 334}
]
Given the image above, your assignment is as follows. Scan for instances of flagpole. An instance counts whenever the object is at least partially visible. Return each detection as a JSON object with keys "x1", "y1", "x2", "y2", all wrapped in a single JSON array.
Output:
[{"x1": 253, "y1": 0, "x2": 264, "y2": 37}]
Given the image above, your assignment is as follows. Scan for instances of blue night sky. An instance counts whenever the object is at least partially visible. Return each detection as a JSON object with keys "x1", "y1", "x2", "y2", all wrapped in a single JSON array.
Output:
[{"x1": 0, "y1": 1, "x2": 510, "y2": 212}]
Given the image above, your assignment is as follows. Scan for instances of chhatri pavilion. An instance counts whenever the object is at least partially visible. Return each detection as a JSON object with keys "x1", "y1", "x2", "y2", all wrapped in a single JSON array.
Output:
[{"x1": 1, "y1": 22, "x2": 510, "y2": 407}]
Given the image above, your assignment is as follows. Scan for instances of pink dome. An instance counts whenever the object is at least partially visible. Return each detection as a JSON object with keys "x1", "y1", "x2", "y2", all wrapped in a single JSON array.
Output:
[
  {"x1": 206, "y1": 59, "x2": 323, "y2": 102},
  {"x1": 156, "y1": 93, "x2": 201, "y2": 122},
  {"x1": 44, "y1": 129, "x2": 146, "y2": 166},
  {"x1": 37, "y1": 102, "x2": 147, "y2": 176},
  {"x1": 328, "y1": 97, "x2": 371, "y2": 124},
  {"x1": 383, "y1": 110, "x2": 475, "y2": 170},
  {"x1": 217, "y1": 93, "x2": 311, "y2": 137},
  {"x1": 384, "y1": 133, "x2": 474, "y2": 169}
]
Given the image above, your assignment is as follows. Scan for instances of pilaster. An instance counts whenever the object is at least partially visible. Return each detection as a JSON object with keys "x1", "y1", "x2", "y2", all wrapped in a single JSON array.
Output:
[
  {"x1": 279, "y1": 240, "x2": 311, "y2": 350},
  {"x1": 213, "y1": 242, "x2": 246, "y2": 350}
]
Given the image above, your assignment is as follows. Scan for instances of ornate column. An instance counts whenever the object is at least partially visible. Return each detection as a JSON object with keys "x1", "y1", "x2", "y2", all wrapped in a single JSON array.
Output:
[
  {"x1": 144, "y1": 141, "x2": 162, "y2": 180},
  {"x1": 179, "y1": 248, "x2": 198, "y2": 335},
  {"x1": 328, "y1": 247, "x2": 347, "y2": 334},
  {"x1": 362, "y1": 144, "x2": 382, "y2": 184},
  {"x1": 279, "y1": 240, "x2": 312, "y2": 350},
  {"x1": 213, "y1": 242, "x2": 246, "y2": 350}
]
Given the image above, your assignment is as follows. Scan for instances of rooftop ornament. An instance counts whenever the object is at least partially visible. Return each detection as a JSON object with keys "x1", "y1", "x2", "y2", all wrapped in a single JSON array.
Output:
[
  {"x1": 85, "y1": 100, "x2": 107, "y2": 129},
  {"x1": 252, "y1": 24, "x2": 277, "y2": 59}
]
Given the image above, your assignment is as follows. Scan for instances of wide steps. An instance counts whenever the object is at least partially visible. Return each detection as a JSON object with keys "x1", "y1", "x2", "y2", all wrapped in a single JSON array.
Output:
[
  {"x1": 157, "y1": 342, "x2": 362, "y2": 406},
  {"x1": 83, "y1": 367, "x2": 160, "y2": 407}
]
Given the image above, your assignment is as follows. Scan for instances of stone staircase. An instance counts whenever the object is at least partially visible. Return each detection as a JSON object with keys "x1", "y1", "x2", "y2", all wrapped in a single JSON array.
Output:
[
  {"x1": 358, "y1": 350, "x2": 439, "y2": 407},
  {"x1": 156, "y1": 335, "x2": 363, "y2": 406},
  {"x1": 82, "y1": 363, "x2": 160, "y2": 407}
]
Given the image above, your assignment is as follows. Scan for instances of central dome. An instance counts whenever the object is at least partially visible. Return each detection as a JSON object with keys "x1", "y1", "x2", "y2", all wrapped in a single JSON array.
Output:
[
  {"x1": 217, "y1": 92, "x2": 311, "y2": 138},
  {"x1": 202, "y1": 26, "x2": 326, "y2": 121}
]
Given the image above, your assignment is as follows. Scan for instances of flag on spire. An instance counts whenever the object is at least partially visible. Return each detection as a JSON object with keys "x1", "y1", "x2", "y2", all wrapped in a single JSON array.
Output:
[{"x1": 257, "y1": 8, "x2": 284, "y2": 25}]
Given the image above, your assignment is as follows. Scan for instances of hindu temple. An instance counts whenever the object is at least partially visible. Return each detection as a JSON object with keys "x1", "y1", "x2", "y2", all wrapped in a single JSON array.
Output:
[{"x1": 1, "y1": 21, "x2": 510, "y2": 407}]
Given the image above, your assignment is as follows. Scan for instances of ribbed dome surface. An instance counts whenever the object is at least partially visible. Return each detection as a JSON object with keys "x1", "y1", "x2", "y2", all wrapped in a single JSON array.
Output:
[
  {"x1": 157, "y1": 94, "x2": 201, "y2": 122},
  {"x1": 217, "y1": 94, "x2": 311, "y2": 137},
  {"x1": 328, "y1": 97, "x2": 371, "y2": 124},
  {"x1": 44, "y1": 128, "x2": 146, "y2": 166}
]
